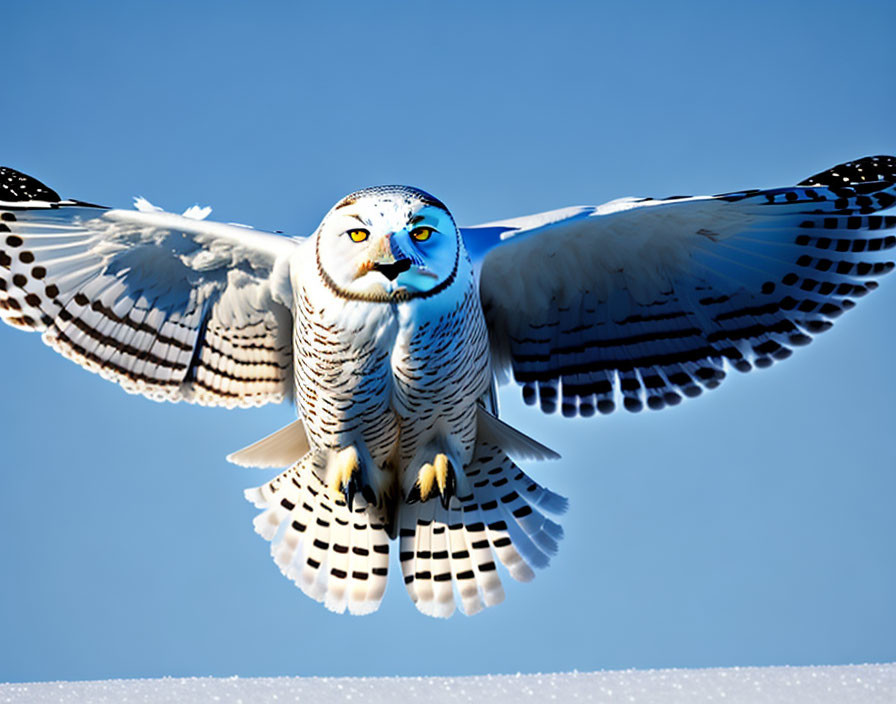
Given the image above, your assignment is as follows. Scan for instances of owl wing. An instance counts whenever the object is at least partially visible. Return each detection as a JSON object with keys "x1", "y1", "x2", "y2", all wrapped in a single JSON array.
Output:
[
  {"x1": 0, "y1": 166, "x2": 301, "y2": 408},
  {"x1": 463, "y1": 155, "x2": 896, "y2": 417}
]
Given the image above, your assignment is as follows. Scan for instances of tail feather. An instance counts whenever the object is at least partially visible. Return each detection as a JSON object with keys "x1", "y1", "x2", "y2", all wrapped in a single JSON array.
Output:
[
  {"x1": 398, "y1": 510, "x2": 418, "y2": 604},
  {"x1": 473, "y1": 479, "x2": 538, "y2": 581},
  {"x1": 399, "y1": 439, "x2": 566, "y2": 618},
  {"x1": 323, "y1": 511, "x2": 351, "y2": 613},
  {"x1": 496, "y1": 480, "x2": 563, "y2": 558},
  {"x1": 297, "y1": 500, "x2": 329, "y2": 602},
  {"x1": 364, "y1": 522, "x2": 390, "y2": 611},
  {"x1": 446, "y1": 506, "x2": 485, "y2": 615},
  {"x1": 411, "y1": 502, "x2": 435, "y2": 614},
  {"x1": 462, "y1": 510, "x2": 506, "y2": 609},
  {"x1": 246, "y1": 432, "x2": 566, "y2": 618},
  {"x1": 245, "y1": 453, "x2": 390, "y2": 616},
  {"x1": 510, "y1": 469, "x2": 569, "y2": 515},
  {"x1": 485, "y1": 516, "x2": 535, "y2": 583},
  {"x1": 485, "y1": 490, "x2": 550, "y2": 571},
  {"x1": 345, "y1": 516, "x2": 371, "y2": 613},
  {"x1": 429, "y1": 518, "x2": 455, "y2": 618},
  {"x1": 466, "y1": 449, "x2": 564, "y2": 566}
]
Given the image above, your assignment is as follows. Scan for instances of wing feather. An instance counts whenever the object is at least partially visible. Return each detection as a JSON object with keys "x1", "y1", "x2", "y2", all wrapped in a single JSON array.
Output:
[
  {"x1": 468, "y1": 155, "x2": 896, "y2": 417},
  {"x1": 0, "y1": 167, "x2": 301, "y2": 408}
]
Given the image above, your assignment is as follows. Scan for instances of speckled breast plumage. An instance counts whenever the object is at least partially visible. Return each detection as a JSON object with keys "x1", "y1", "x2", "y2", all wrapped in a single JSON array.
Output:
[{"x1": 293, "y1": 244, "x2": 489, "y2": 482}]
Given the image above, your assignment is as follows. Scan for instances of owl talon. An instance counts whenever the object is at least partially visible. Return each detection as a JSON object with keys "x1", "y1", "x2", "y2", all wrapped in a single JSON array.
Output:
[
  {"x1": 406, "y1": 485, "x2": 422, "y2": 505},
  {"x1": 341, "y1": 474, "x2": 379, "y2": 511},
  {"x1": 409, "y1": 453, "x2": 457, "y2": 507},
  {"x1": 440, "y1": 468, "x2": 456, "y2": 510},
  {"x1": 361, "y1": 483, "x2": 377, "y2": 506},
  {"x1": 327, "y1": 445, "x2": 384, "y2": 509},
  {"x1": 343, "y1": 477, "x2": 357, "y2": 512}
]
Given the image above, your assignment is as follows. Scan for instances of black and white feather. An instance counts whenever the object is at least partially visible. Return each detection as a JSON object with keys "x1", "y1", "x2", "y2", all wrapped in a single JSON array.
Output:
[
  {"x1": 0, "y1": 172, "x2": 297, "y2": 407},
  {"x1": 466, "y1": 155, "x2": 896, "y2": 417}
]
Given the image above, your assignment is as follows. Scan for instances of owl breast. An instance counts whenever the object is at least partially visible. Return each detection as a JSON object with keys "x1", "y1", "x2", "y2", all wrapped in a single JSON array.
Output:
[
  {"x1": 293, "y1": 252, "x2": 489, "y2": 475},
  {"x1": 293, "y1": 281, "x2": 399, "y2": 468},
  {"x1": 390, "y1": 282, "x2": 490, "y2": 468}
]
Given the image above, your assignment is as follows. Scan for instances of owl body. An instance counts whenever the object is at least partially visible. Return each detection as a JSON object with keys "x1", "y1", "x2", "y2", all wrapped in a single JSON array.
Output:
[
  {"x1": 293, "y1": 254, "x2": 399, "y2": 467},
  {"x1": 390, "y1": 271, "x2": 489, "y2": 470},
  {"x1": 292, "y1": 232, "x2": 489, "y2": 513}
]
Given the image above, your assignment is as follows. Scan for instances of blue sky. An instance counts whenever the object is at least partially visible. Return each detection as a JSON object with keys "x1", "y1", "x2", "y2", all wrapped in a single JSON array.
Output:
[{"x1": 2, "y1": 0, "x2": 895, "y2": 683}]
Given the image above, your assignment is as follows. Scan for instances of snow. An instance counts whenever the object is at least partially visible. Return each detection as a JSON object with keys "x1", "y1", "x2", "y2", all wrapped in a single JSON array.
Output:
[{"x1": 2, "y1": 664, "x2": 894, "y2": 704}]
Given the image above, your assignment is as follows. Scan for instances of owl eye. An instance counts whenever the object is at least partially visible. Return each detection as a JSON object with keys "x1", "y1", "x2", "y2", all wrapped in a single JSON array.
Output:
[
  {"x1": 410, "y1": 227, "x2": 434, "y2": 242},
  {"x1": 347, "y1": 229, "x2": 369, "y2": 243}
]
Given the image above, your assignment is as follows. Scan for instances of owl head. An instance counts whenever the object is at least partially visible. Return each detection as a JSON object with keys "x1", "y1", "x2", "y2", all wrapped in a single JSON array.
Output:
[{"x1": 314, "y1": 186, "x2": 461, "y2": 302}]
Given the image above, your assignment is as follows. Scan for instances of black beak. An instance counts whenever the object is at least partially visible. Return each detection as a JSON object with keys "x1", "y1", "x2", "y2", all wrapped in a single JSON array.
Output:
[{"x1": 373, "y1": 258, "x2": 412, "y2": 281}]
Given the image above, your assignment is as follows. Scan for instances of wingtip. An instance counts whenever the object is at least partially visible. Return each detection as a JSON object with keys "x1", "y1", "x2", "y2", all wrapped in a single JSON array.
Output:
[{"x1": 0, "y1": 166, "x2": 61, "y2": 203}]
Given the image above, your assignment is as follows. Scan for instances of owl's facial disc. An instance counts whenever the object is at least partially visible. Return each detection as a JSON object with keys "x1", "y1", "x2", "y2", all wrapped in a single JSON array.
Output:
[{"x1": 315, "y1": 186, "x2": 460, "y2": 302}]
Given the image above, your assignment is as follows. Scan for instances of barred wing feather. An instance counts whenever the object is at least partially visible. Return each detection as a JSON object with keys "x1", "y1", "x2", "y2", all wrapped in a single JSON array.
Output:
[
  {"x1": 0, "y1": 167, "x2": 300, "y2": 407},
  {"x1": 468, "y1": 155, "x2": 896, "y2": 417}
]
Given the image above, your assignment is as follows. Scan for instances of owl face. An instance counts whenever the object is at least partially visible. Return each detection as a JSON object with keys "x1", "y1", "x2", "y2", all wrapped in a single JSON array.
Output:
[{"x1": 315, "y1": 186, "x2": 460, "y2": 302}]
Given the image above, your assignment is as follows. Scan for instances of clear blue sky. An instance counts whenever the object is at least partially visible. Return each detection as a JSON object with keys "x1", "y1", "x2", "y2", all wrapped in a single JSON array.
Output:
[{"x1": 2, "y1": 0, "x2": 895, "y2": 683}]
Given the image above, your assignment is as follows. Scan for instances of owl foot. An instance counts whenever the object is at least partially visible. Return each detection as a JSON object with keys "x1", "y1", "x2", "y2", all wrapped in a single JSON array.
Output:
[
  {"x1": 325, "y1": 446, "x2": 381, "y2": 511},
  {"x1": 407, "y1": 453, "x2": 457, "y2": 509}
]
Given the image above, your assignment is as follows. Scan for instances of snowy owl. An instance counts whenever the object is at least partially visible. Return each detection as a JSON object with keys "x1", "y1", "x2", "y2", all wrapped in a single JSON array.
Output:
[{"x1": 1, "y1": 156, "x2": 894, "y2": 618}]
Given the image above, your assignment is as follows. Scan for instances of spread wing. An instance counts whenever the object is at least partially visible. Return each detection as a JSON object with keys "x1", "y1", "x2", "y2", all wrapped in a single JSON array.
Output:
[
  {"x1": 0, "y1": 166, "x2": 302, "y2": 408},
  {"x1": 464, "y1": 155, "x2": 896, "y2": 417}
]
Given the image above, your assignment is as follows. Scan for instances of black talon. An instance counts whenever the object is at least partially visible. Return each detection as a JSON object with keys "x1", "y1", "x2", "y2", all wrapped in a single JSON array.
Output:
[
  {"x1": 343, "y1": 479, "x2": 357, "y2": 512},
  {"x1": 441, "y1": 467, "x2": 457, "y2": 510},
  {"x1": 340, "y1": 458, "x2": 379, "y2": 510}
]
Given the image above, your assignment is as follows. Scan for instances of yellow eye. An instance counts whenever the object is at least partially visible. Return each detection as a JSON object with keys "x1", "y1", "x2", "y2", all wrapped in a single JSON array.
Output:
[
  {"x1": 348, "y1": 229, "x2": 369, "y2": 243},
  {"x1": 411, "y1": 227, "x2": 433, "y2": 242}
]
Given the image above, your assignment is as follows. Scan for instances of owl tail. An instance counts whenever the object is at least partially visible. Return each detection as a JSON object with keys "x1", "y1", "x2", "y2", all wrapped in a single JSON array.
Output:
[
  {"x1": 244, "y1": 452, "x2": 391, "y2": 616},
  {"x1": 398, "y1": 435, "x2": 568, "y2": 618}
]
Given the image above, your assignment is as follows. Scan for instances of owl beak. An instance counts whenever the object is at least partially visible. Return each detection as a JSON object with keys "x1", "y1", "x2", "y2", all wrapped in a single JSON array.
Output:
[{"x1": 373, "y1": 257, "x2": 412, "y2": 281}]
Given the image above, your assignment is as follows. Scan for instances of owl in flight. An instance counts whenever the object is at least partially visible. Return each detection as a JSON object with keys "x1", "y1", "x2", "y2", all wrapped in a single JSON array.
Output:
[{"x1": 1, "y1": 156, "x2": 894, "y2": 617}]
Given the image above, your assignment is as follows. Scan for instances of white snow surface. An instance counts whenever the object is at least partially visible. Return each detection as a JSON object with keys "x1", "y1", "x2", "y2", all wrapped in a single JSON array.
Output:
[{"x1": 2, "y1": 664, "x2": 895, "y2": 704}]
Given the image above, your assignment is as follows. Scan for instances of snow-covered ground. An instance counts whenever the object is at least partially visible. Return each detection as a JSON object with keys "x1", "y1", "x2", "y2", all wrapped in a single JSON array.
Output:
[{"x1": 2, "y1": 664, "x2": 894, "y2": 704}]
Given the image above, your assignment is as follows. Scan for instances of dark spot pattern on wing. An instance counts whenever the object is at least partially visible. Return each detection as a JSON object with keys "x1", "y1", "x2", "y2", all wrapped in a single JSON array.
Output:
[{"x1": 487, "y1": 156, "x2": 896, "y2": 417}]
